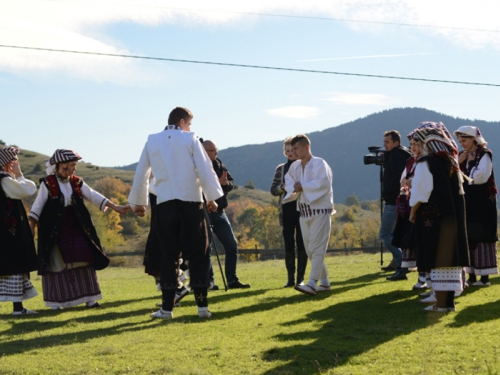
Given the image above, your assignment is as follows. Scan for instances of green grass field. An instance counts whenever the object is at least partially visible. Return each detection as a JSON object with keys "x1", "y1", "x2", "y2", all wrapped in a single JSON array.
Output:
[{"x1": 1, "y1": 254, "x2": 499, "y2": 374}]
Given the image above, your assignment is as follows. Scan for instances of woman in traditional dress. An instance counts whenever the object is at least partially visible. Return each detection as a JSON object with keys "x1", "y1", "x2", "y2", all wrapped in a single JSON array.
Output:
[
  {"x1": 392, "y1": 132, "x2": 427, "y2": 289},
  {"x1": 409, "y1": 124, "x2": 469, "y2": 312},
  {"x1": 29, "y1": 149, "x2": 130, "y2": 310},
  {"x1": 0, "y1": 147, "x2": 39, "y2": 315},
  {"x1": 270, "y1": 136, "x2": 307, "y2": 287},
  {"x1": 454, "y1": 126, "x2": 498, "y2": 286}
]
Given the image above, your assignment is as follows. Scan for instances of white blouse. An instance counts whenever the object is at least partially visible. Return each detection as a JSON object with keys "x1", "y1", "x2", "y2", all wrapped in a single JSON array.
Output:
[
  {"x1": 409, "y1": 161, "x2": 434, "y2": 206},
  {"x1": 0, "y1": 173, "x2": 37, "y2": 200},
  {"x1": 29, "y1": 178, "x2": 109, "y2": 221},
  {"x1": 468, "y1": 152, "x2": 493, "y2": 185}
]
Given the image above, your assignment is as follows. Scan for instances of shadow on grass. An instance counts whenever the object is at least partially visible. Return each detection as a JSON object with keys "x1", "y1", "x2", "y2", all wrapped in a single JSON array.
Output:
[
  {"x1": 0, "y1": 289, "x2": 272, "y2": 356},
  {"x1": 331, "y1": 271, "x2": 386, "y2": 287},
  {"x1": 448, "y1": 298, "x2": 500, "y2": 328},
  {"x1": 260, "y1": 290, "x2": 441, "y2": 374}
]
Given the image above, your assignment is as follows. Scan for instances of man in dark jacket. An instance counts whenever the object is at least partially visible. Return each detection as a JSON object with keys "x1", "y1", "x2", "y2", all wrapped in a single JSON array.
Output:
[
  {"x1": 203, "y1": 140, "x2": 250, "y2": 289},
  {"x1": 380, "y1": 130, "x2": 412, "y2": 280}
]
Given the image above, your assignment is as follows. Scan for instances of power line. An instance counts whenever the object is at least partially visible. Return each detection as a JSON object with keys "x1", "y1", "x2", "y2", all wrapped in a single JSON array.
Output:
[
  {"x1": 39, "y1": 0, "x2": 500, "y2": 34},
  {"x1": 1, "y1": 44, "x2": 499, "y2": 87}
]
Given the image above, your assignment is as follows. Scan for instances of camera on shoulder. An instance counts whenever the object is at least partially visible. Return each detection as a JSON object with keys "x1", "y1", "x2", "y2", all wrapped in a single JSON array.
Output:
[{"x1": 363, "y1": 146, "x2": 385, "y2": 166}]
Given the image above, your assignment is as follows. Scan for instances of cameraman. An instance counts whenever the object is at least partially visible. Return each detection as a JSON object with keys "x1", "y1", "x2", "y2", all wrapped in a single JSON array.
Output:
[{"x1": 380, "y1": 130, "x2": 411, "y2": 281}]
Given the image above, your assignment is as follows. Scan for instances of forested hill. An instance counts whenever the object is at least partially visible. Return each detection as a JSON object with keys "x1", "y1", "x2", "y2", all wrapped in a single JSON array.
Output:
[
  {"x1": 217, "y1": 107, "x2": 500, "y2": 202},
  {"x1": 115, "y1": 107, "x2": 499, "y2": 203}
]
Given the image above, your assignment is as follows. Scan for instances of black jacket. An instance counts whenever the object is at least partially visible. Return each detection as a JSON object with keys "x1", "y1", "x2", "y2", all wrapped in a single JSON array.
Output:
[
  {"x1": 212, "y1": 158, "x2": 234, "y2": 213},
  {"x1": 383, "y1": 146, "x2": 411, "y2": 205}
]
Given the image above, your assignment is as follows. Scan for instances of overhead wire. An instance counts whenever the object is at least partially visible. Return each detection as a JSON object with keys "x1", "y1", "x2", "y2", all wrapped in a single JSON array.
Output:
[{"x1": 0, "y1": 44, "x2": 498, "y2": 87}]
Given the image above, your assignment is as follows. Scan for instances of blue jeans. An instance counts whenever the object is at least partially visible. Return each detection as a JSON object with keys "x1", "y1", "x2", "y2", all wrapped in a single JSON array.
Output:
[
  {"x1": 378, "y1": 204, "x2": 402, "y2": 272},
  {"x1": 208, "y1": 212, "x2": 239, "y2": 283}
]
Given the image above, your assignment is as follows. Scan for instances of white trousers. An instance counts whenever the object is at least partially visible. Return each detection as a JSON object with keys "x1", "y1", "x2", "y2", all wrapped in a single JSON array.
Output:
[{"x1": 300, "y1": 213, "x2": 331, "y2": 282}]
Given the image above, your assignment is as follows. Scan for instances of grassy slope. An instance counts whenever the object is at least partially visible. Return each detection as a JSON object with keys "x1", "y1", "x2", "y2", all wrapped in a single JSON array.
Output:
[
  {"x1": 16, "y1": 149, "x2": 136, "y2": 186},
  {"x1": 1, "y1": 254, "x2": 499, "y2": 375}
]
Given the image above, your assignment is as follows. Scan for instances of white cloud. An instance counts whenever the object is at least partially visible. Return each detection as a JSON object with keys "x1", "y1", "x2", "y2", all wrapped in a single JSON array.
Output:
[
  {"x1": 267, "y1": 106, "x2": 320, "y2": 119},
  {"x1": 1, "y1": 0, "x2": 500, "y2": 81},
  {"x1": 324, "y1": 92, "x2": 399, "y2": 106}
]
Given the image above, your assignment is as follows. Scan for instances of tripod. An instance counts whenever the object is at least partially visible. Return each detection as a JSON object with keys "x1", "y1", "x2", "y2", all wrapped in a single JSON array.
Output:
[{"x1": 203, "y1": 203, "x2": 228, "y2": 292}]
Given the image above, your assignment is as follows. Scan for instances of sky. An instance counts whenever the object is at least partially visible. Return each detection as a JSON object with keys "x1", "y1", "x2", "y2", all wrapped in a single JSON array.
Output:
[{"x1": 1, "y1": 0, "x2": 499, "y2": 167}]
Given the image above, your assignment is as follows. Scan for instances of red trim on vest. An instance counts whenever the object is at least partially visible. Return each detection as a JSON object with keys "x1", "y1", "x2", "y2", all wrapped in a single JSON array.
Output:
[
  {"x1": 45, "y1": 175, "x2": 83, "y2": 198},
  {"x1": 46, "y1": 175, "x2": 59, "y2": 199},
  {"x1": 71, "y1": 175, "x2": 83, "y2": 197}
]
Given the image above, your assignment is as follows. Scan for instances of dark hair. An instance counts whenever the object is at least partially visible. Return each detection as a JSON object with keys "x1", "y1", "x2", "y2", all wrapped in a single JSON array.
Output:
[
  {"x1": 291, "y1": 134, "x2": 311, "y2": 147},
  {"x1": 168, "y1": 107, "x2": 193, "y2": 126},
  {"x1": 384, "y1": 130, "x2": 401, "y2": 144}
]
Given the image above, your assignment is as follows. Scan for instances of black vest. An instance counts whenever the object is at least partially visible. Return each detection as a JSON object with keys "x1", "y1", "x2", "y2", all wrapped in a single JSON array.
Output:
[
  {"x1": 459, "y1": 148, "x2": 498, "y2": 243},
  {"x1": 0, "y1": 173, "x2": 38, "y2": 276},
  {"x1": 37, "y1": 175, "x2": 109, "y2": 274}
]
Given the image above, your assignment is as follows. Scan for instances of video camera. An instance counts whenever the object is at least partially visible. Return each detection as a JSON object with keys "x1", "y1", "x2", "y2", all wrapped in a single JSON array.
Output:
[{"x1": 363, "y1": 146, "x2": 385, "y2": 166}]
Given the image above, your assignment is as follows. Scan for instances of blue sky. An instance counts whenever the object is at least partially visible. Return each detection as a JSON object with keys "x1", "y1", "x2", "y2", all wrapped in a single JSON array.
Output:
[{"x1": 1, "y1": 0, "x2": 499, "y2": 167}]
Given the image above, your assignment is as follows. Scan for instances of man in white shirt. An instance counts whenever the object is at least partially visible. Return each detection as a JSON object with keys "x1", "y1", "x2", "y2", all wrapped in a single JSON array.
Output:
[
  {"x1": 283, "y1": 134, "x2": 336, "y2": 296},
  {"x1": 128, "y1": 107, "x2": 223, "y2": 319}
]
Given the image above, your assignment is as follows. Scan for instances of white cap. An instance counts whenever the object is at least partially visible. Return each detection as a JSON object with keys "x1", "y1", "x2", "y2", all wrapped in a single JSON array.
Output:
[{"x1": 453, "y1": 126, "x2": 487, "y2": 146}]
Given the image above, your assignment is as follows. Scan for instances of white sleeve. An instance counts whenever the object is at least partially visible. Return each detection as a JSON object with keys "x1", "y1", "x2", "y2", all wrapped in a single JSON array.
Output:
[
  {"x1": 128, "y1": 144, "x2": 152, "y2": 206},
  {"x1": 300, "y1": 160, "x2": 333, "y2": 205},
  {"x1": 191, "y1": 136, "x2": 223, "y2": 201},
  {"x1": 1, "y1": 176, "x2": 37, "y2": 200},
  {"x1": 29, "y1": 182, "x2": 49, "y2": 221},
  {"x1": 282, "y1": 164, "x2": 299, "y2": 204},
  {"x1": 400, "y1": 168, "x2": 406, "y2": 184},
  {"x1": 470, "y1": 153, "x2": 492, "y2": 185},
  {"x1": 409, "y1": 161, "x2": 433, "y2": 206},
  {"x1": 81, "y1": 182, "x2": 109, "y2": 212}
]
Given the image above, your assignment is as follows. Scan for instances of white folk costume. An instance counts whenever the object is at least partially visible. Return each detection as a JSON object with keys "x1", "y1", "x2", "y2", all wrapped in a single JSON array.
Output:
[
  {"x1": 283, "y1": 156, "x2": 335, "y2": 294},
  {"x1": 0, "y1": 147, "x2": 39, "y2": 309},
  {"x1": 29, "y1": 149, "x2": 110, "y2": 309},
  {"x1": 454, "y1": 126, "x2": 498, "y2": 282},
  {"x1": 128, "y1": 125, "x2": 223, "y2": 318}
]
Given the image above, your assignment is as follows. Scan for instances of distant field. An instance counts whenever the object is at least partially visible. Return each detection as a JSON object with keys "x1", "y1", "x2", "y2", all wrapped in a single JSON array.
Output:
[{"x1": 1, "y1": 253, "x2": 499, "y2": 374}]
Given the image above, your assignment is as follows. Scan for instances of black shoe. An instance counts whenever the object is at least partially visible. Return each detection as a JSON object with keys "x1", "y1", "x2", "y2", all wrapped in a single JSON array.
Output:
[
  {"x1": 284, "y1": 281, "x2": 295, "y2": 288},
  {"x1": 86, "y1": 302, "x2": 101, "y2": 308},
  {"x1": 381, "y1": 265, "x2": 396, "y2": 272},
  {"x1": 209, "y1": 283, "x2": 220, "y2": 291},
  {"x1": 386, "y1": 272, "x2": 408, "y2": 281},
  {"x1": 228, "y1": 280, "x2": 251, "y2": 289}
]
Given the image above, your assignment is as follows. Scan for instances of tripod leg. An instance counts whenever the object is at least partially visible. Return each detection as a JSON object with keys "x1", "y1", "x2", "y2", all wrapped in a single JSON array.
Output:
[{"x1": 203, "y1": 203, "x2": 228, "y2": 291}]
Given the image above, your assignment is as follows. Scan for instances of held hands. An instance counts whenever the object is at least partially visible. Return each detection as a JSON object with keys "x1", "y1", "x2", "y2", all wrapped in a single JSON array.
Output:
[
  {"x1": 219, "y1": 171, "x2": 228, "y2": 186},
  {"x1": 207, "y1": 200, "x2": 218, "y2": 213},
  {"x1": 133, "y1": 205, "x2": 146, "y2": 217},
  {"x1": 294, "y1": 182, "x2": 303, "y2": 192},
  {"x1": 114, "y1": 204, "x2": 132, "y2": 215}
]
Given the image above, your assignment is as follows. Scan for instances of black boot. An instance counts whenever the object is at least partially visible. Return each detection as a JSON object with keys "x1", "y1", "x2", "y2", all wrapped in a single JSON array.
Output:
[
  {"x1": 296, "y1": 250, "x2": 308, "y2": 285},
  {"x1": 284, "y1": 250, "x2": 296, "y2": 287}
]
